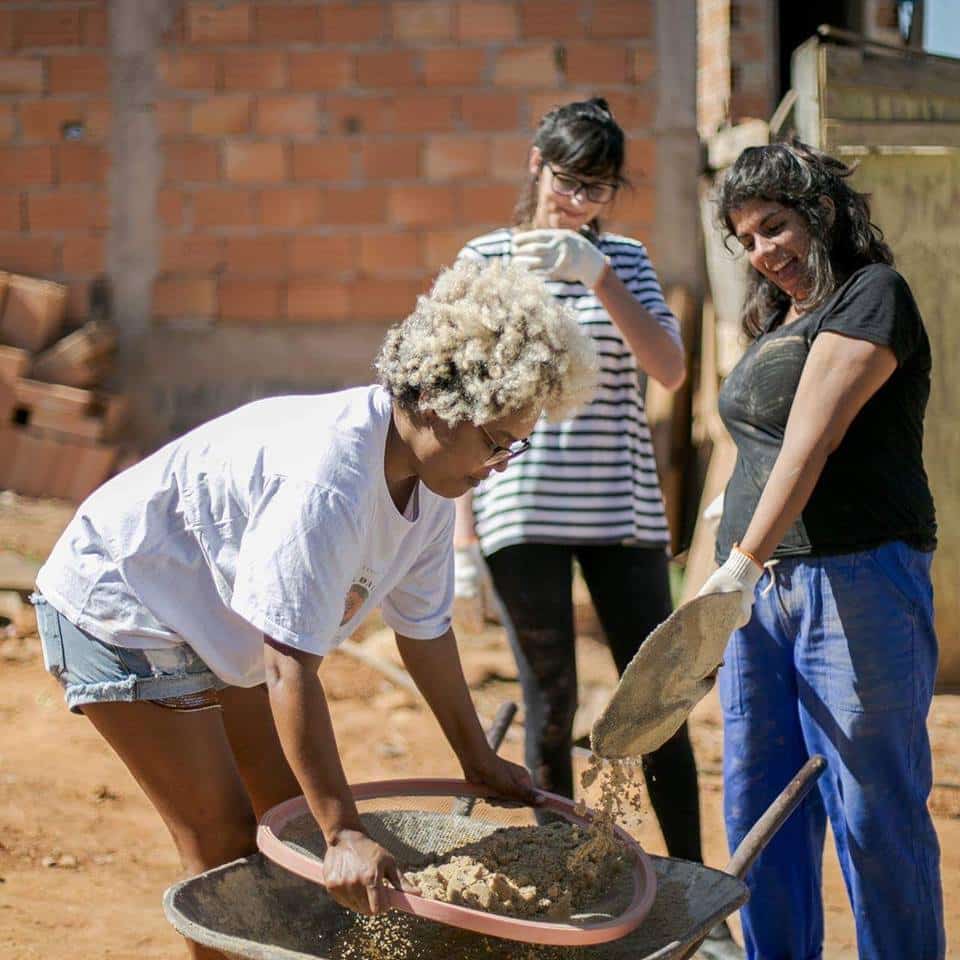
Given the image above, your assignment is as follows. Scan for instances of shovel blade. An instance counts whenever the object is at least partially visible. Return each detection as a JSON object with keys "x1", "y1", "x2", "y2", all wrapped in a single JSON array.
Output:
[{"x1": 590, "y1": 592, "x2": 743, "y2": 759}]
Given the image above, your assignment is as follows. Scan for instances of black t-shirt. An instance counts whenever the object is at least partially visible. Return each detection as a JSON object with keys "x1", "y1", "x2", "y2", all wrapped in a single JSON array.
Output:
[{"x1": 716, "y1": 263, "x2": 937, "y2": 561}]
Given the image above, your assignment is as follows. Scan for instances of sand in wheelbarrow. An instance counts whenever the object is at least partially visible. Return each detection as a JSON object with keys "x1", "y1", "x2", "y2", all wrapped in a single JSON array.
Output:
[
  {"x1": 404, "y1": 758, "x2": 645, "y2": 920},
  {"x1": 336, "y1": 759, "x2": 649, "y2": 959},
  {"x1": 404, "y1": 819, "x2": 623, "y2": 921}
]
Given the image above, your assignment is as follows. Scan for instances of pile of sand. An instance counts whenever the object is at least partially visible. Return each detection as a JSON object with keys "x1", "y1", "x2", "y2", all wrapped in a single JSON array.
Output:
[
  {"x1": 404, "y1": 819, "x2": 622, "y2": 920},
  {"x1": 403, "y1": 759, "x2": 642, "y2": 922}
]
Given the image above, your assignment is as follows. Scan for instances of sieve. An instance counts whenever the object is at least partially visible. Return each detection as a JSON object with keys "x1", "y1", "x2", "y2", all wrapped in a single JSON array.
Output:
[{"x1": 257, "y1": 778, "x2": 657, "y2": 947}]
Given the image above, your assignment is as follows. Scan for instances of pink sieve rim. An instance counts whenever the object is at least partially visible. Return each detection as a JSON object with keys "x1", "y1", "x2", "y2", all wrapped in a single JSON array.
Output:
[{"x1": 256, "y1": 777, "x2": 657, "y2": 947}]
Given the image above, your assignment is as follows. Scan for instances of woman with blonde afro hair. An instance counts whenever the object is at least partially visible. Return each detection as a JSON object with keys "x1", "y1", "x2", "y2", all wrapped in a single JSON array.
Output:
[
  {"x1": 32, "y1": 257, "x2": 595, "y2": 958},
  {"x1": 377, "y1": 258, "x2": 596, "y2": 429}
]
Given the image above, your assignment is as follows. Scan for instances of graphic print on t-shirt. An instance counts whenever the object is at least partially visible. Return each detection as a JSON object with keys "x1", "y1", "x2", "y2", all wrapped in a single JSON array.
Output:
[{"x1": 341, "y1": 566, "x2": 375, "y2": 626}]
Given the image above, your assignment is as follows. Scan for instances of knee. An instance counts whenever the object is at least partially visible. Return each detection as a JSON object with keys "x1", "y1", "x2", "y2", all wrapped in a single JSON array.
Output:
[{"x1": 172, "y1": 807, "x2": 258, "y2": 874}]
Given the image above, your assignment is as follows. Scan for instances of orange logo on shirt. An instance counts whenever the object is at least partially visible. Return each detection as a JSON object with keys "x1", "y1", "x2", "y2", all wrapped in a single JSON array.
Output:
[
  {"x1": 340, "y1": 583, "x2": 369, "y2": 626},
  {"x1": 340, "y1": 567, "x2": 375, "y2": 626}
]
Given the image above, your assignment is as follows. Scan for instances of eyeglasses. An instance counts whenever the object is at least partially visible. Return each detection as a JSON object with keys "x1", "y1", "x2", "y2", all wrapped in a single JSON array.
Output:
[
  {"x1": 544, "y1": 163, "x2": 618, "y2": 205},
  {"x1": 477, "y1": 424, "x2": 530, "y2": 466}
]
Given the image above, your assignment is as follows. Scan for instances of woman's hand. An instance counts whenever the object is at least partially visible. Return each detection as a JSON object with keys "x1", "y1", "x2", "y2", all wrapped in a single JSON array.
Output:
[
  {"x1": 322, "y1": 828, "x2": 419, "y2": 915},
  {"x1": 461, "y1": 751, "x2": 540, "y2": 805},
  {"x1": 512, "y1": 229, "x2": 609, "y2": 289},
  {"x1": 696, "y1": 546, "x2": 765, "y2": 629}
]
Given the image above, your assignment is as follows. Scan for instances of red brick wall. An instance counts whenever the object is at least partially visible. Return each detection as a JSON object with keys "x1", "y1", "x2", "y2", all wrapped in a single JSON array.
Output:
[
  {"x1": 0, "y1": 1, "x2": 659, "y2": 331},
  {"x1": 696, "y1": 0, "x2": 729, "y2": 136},
  {"x1": 697, "y1": 0, "x2": 776, "y2": 136},
  {"x1": 153, "y1": 0, "x2": 660, "y2": 327},
  {"x1": 727, "y1": 0, "x2": 776, "y2": 124},
  {"x1": 0, "y1": 1, "x2": 109, "y2": 321}
]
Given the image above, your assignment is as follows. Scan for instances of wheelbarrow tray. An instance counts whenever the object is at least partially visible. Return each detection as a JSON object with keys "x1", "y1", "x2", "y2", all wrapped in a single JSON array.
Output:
[{"x1": 163, "y1": 851, "x2": 747, "y2": 960}]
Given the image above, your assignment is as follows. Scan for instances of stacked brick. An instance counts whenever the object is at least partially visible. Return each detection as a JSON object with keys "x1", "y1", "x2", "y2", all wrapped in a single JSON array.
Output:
[
  {"x1": 155, "y1": 0, "x2": 659, "y2": 326},
  {"x1": 726, "y1": 0, "x2": 776, "y2": 124},
  {"x1": 696, "y1": 0, "x2": 730, "y2": 137},
  {"x1": 0, "y1": 272, "x2": 124, "y2": 503},
  {"x1": 696, "y1": 0, "x2": 776, "y2": 136},
  {"x1": 0, "y1": 1, "x2": 109, "y2": 325}
]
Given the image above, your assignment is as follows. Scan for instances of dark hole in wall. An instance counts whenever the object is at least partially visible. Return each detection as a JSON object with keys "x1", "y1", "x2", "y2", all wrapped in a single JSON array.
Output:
[{"x1": 777, "y1": 0, "x2": 861, "y2": 99}]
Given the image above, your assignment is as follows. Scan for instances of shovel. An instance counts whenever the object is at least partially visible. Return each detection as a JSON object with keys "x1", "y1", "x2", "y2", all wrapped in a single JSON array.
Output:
[{"x1": 591, "y1": 591, "x2": 744, "y2": 760}]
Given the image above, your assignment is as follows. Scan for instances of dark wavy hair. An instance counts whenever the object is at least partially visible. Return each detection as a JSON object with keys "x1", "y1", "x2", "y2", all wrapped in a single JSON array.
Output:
[
  {"x1": 716, "y1": 140, "x2": 894, "y2": 339},
  {"x1": 513, "y1": 97, "x2": 630, "y2": 234}
]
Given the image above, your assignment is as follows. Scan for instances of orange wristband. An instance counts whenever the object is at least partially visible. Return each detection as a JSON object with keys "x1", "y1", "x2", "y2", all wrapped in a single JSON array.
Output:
[{"x1": 733, "y1": 543, "x2": 764, "y2": 571}]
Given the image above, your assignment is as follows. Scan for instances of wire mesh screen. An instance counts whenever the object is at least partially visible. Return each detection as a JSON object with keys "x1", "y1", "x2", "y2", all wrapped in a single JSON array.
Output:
[
  {"x1": 264, "y1": 783, "x2": 650, "y2": 941},
  {"x1": 283, "y1": 795, "x2": 538, "y2": 863}
]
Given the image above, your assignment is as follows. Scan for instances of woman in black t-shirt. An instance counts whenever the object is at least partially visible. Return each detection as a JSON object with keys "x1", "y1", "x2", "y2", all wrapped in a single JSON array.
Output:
[{"x1": 698, "y1": 142, "x2": 944, "y2": 959}]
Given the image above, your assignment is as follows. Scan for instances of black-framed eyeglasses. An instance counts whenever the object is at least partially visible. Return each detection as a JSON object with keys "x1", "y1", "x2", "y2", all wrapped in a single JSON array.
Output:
[
  {"x1": 477, "y1": 424, "x2": 530, "y2": 466},
  {"x1": 544, "y1": 163, "x2": 618, "y2": 205}
]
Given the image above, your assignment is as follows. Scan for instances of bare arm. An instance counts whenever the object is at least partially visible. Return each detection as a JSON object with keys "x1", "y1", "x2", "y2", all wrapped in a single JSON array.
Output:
[
  {"x1": 263, "y1": 638, "x2": 410, "y2": 914},
  {"x1": 593, "y1": 265, "x2": 686, "y2": 390},
  {"x1": 738, "y1": 331, "x2": 897, "y2": 563},
  {"x1": 263, "y1": 639, "x2": 362, "y2": 839},
  {"x1": 395, "y1": 628, "x2": 494, "y2": 775},
  {"x1": 396, "y1": 629, "x2": 536, "y2": 801}
]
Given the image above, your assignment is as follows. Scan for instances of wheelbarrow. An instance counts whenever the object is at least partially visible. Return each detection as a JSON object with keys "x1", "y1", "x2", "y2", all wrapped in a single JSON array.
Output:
[{"x1": 164, "y1": 742, "x2": 825, "y2": 959}]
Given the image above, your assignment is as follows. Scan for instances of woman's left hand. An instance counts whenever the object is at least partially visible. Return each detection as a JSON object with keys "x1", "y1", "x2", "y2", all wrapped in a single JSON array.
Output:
[
  {"x1": 461, "y1": 752, "x2": 540, "y2": 805},
  {"x1": 513, "y1": 229, "x2": 609, "y2": 289}
]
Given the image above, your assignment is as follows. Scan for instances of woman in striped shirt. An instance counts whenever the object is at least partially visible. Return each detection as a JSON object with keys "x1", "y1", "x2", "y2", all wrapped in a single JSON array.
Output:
[{"x1": 454, "y1": 100, "x2": 721, "y2": 922}]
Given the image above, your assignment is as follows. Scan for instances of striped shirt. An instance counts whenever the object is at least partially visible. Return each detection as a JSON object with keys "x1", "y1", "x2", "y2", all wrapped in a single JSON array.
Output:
[{"x1": 458, "y1": 228, "x2": 681, "y2": 556}]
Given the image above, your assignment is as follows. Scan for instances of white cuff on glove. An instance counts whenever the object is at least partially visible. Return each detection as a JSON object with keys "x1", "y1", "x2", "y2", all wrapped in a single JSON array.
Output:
[
  {"x1": 696, "y1": 546, "x2": 765, "y2": 627},
  {"x1": 722, "y1": 546, "x2": 764, "y2": 591}
]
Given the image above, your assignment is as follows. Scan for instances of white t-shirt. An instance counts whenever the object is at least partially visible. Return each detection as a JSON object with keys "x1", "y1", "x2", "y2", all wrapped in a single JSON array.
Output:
[{"x1": 36, "y1": 386, "x2": 455, "y2": 687}]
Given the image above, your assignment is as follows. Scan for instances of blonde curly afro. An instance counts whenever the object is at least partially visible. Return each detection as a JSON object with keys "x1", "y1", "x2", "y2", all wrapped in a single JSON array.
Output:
[{"x1": 376, "y1": 259, "x2": 597, "y2": 426}]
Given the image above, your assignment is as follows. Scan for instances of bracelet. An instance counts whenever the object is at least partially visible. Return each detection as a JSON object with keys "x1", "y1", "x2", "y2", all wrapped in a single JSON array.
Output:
[{"x1": 733, "y1": 543, "x2": 764, "y2": 571}]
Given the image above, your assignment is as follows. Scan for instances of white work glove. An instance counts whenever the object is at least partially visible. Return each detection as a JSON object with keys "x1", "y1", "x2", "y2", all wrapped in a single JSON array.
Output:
[
  {"x1": 454, "y1": 542, "x2": 487, "y2": 635},
  {"x1": 696, "y1": 546, "x2": 764, "y2": 629},
  {"x1": 512, "y1": 229, "x2": 609, "y2": 289}
]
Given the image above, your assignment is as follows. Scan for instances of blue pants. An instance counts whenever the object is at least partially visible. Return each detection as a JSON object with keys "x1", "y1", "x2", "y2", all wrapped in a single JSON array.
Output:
[{"x1": 719, "y1": 541, "x2": 944, "y2": 960}]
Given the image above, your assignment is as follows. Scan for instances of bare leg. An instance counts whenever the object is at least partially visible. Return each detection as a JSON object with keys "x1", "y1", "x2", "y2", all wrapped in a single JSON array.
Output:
[
  {"x1": 218, "y1": 684, "x2": 302, "y2": 817},
  {"x1": 83, "y1": 701, "x2": 258, "y2": 960}
]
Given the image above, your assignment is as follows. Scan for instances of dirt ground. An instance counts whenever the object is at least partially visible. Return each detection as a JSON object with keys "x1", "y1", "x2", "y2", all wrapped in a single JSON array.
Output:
[{"x1": 0, "y1": 494, "x2": 957, "y2": 959}]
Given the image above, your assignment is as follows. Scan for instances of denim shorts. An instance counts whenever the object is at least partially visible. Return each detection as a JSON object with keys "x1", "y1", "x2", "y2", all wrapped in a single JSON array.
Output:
[{"x1": 32, "y1": 593, "x2": 227, "y2": 714}]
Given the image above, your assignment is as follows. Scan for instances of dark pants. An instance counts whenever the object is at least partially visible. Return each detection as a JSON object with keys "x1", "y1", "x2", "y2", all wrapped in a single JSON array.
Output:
[{"x1": 485, "y1": 542, "x2": 703, "y2": 862}]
